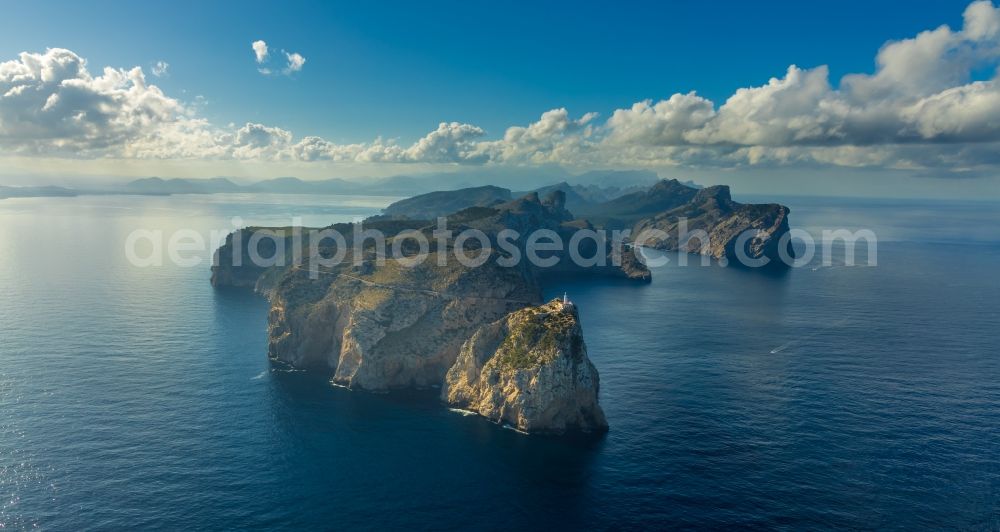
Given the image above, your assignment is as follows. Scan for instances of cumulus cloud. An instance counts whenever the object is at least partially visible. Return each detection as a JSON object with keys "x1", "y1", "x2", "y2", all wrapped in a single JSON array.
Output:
[
  {"x1": 5, "y1": 1, "x2": 1000, "y2": 174},
  {"x1": 283, "y1": 52, "x2": 305, "y2": 74},
  {"x1": 605, "y1": 93, "x2": 715, "y2": 146},
  {"x1": 479, "y1": 108, "x2": 599, "y2": 164},
  {"x1": 0, "y1": 48, "x2": 489, "y2": 163},
  {"x1": 252, "y1": 40, "x2": 268, "y2": 63},
  {"x1": 151, "y1": 60, "x2": 169, "y2": 77},
  {"x1": 287, "y1": 123, "x2": 485, "y2": 163},
  {"x1": 605, "y1": 0, "x2": 1000, "y2": 152},
  {"x1": 0, "y1": 48, "x2": 190, "y2": 156},
  {"x1": 558, "y1": 0, "x2": 1000, "y2": 170},
  {"x1": 401, "y1": 122, "x2": 486, "y2": 162},
  {"x1": 253, "y1": 41, "x2": 305, "y2": 76}
]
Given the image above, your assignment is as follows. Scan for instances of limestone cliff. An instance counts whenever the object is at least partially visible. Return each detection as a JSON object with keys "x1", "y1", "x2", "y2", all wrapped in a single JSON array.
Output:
[
  {"x1": 210, "y1": 181, "x2": 795, "y2": 434},
  {"x1": 631, "y1": 185, "x2": 793, "y2": 265},
  {"x1": 267, "y1": 254, "x2": 540, "y2": 389},
  {"x1": 442, "y1": 299, "x2": 607, "y2": 434},
  {"x1": 210, "y1": 227, "x2": 300, "y2": 295},
  {"x1": 213, "y1": 191, "x2": 645, "y2": 397}
]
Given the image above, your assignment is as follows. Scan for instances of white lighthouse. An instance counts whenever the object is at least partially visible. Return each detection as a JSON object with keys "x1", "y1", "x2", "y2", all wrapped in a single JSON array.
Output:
[{"x1": 562, "y1": 292, "x2": 573, "y2": 307}]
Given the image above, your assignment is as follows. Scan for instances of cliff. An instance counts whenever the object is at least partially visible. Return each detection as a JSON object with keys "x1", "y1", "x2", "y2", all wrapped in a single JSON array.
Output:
[
  {"x1": 267, "y1": 253, "x2": 540, "y2": 389},
  {"x1": 442, "y1": 298, "x2": 607, "y2": 434},
  {"x1": 213, "y1": 191, "x2": 646, "y2": 400},
  {"x1": 631, "y1": 184, "x2": 794, "y2": 264},
  {"x1": 211, "y1": 180, "x2": 792, "y2": 434}
]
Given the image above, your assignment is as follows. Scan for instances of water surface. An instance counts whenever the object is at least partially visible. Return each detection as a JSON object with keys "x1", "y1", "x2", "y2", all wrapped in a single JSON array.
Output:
[{"x1": 1, "y1": 194, "x2": 998, "y2": 529}]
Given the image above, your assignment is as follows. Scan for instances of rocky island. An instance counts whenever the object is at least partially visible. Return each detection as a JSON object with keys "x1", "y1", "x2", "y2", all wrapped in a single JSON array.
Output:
[{"x1": 212, "y1": 179, "x2": 793, "y2": 434}]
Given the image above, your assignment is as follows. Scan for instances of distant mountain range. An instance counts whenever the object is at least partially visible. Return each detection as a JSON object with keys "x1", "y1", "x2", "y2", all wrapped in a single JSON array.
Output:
[
  {"x1": 0, "y1": 185, "x2": 78, "y2": 199},
  {"x1": 0, "y1": 169, "x2": 668, "y2": 200},
  {"x1": 123, "y1": 177, "x2": 243, "y2": 195}
]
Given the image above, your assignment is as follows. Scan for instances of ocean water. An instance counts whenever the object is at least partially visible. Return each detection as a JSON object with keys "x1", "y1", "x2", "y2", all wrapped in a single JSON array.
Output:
[{"x1": 1, "y1": 193, "x2": 998, "y2": 529}]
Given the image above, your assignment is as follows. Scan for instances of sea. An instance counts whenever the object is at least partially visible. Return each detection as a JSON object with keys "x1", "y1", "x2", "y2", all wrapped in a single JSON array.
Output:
[{"x1": 0, "y1": 192, "x2": 998, "y2": 529}]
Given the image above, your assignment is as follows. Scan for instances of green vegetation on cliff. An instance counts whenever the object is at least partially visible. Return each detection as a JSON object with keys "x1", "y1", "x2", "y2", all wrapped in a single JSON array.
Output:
[{"x1": 496, "y1": 300, "x2": 579, "y2": 370}]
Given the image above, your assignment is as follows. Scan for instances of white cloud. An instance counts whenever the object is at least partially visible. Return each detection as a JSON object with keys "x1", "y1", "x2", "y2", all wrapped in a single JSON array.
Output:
[
  {"x1": 0, "y1": 48, "x2": 189, "y2": 156},
  {"x1": 401, "y1": 122, "x2": 486, "y2": 162},
  {"x1": 475, "y1": 109, "x2": 599, "y2": 164},
  {"x1": 586, "y1": 0, "x2": 1000, "y2": 169},
  {"x1": 287, "y1": 123, "x2": 485, "y2": 163},
  {"x1": 253, "y1": 41, "x2": 305, "y2": 76},
  {"x1": 5, "y1": 1, "x2": 1000, "y2": 174},
  {"x1": 252, "y1": 40, "x2": 268, "y2": 63},
  {"x1": 283, "y1": 52, "x2": 305, "y2": 74},
  {"x1": 151, "y1": 60, "x2": 169, "y2": 77},
  {"x1": 605, "y1": 93, "x2": 715, "y2": 146},
  {"x1": 966, "y1": 0, "x2": 1000, "y2": 39}
]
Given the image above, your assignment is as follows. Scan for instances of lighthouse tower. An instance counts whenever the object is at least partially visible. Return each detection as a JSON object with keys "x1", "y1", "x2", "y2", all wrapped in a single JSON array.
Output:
[{"x1": 562, "y1": 292, "x2": 573, "y2": 307}]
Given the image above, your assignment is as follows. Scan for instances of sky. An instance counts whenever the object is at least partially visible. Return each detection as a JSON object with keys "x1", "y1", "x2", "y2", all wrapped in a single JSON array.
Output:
[{"x1": 1, "y1": 0, "x2": 1000, "y2": 198}]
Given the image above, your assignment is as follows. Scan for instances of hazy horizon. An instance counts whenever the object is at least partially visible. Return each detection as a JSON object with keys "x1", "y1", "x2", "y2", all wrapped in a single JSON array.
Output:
[{"x1": 3, "y1": 168, "x2": 996, "y2": 201}]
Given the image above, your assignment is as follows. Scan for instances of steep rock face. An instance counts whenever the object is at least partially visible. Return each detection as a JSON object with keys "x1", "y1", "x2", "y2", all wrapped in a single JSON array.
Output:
[
  {"x1": 211, "y1": 229, "x2": 264, "y2": 288},
  {"x1": 631, "y1": 185, "x2": 793, "y2": 265},
  {"x1": 442, "y1": 299, "x2": 607, "y2": 434},
  {"x1": 267, "y1": 256, "x2": 539, "y2": 389},
  {"x1": 210, "y1": 228, "x2": 289, "y2": 292},
  {"x1": 213, "y1": 191, "x2": 646, "y2": 420},
  {"x1": 703, "y1": 203, "x2": 792, "y2": 264},
  {"x1": 562, "y1": 179, "x2": 793, "y2": 266}
]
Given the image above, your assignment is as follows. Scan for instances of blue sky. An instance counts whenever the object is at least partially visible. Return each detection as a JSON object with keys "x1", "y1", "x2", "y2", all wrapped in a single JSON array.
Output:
[
  {"x1": 1, "y1": 0, "x2": 999, "y2": 198},
  {"x1": 0, "y1": 0, "x2": 973, "y2": 142}
]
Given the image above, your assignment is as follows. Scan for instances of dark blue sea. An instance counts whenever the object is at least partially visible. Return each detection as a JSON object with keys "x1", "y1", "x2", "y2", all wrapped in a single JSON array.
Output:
[{"x1": 1, "y1": 193, "x2": 998, "y2": 529}]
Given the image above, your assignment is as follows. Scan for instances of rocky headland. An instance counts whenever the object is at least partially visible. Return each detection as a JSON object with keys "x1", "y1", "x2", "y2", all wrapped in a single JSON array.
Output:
[
  {"x1": 212, "y1": 179, "x2": 793, "y2": 434},
  {"x1": 442, "y1": 298, "x2": 607, "y2": 433},
  {"x1": 629, "y1": 182, "x2": 793, "y2": 263}
]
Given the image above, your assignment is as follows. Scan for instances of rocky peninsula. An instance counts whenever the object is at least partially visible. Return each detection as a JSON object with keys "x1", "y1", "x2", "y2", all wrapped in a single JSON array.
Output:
[{"x1": 212, "y1": 179, "x2": 793, "y2": 434}]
